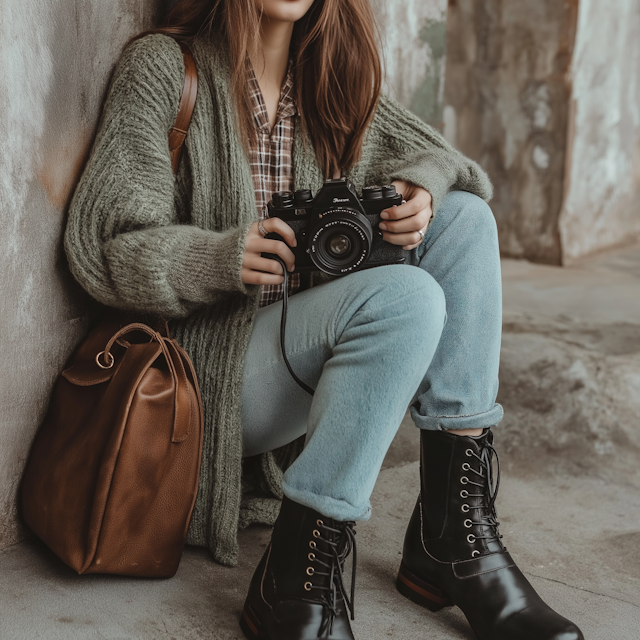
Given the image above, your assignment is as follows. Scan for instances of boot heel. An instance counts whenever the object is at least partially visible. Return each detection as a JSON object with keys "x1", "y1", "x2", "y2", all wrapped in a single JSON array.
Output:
[
  {"x1": 396, "y1": 562, "x2": 454, "y2": 612},
  {"x1": 240, "y1": 603, "x2": 265, "y2": 640}
]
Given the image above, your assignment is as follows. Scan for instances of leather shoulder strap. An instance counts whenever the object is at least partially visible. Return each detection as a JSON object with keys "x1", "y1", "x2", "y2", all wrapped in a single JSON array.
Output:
[{"x1": 168, "y1": 42, "x2": 198, "y2": 175}]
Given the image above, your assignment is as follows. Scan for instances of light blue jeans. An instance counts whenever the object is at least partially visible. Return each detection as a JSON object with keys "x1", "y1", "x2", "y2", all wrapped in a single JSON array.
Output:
[{"x1": 241, "y1": 191, "x2": 503, "y2": 522}]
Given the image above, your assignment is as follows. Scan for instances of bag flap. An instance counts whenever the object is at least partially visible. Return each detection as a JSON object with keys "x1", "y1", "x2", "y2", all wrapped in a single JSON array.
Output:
[{"x1": 62, "y1": 344, "x2": 127, "y2": 386}]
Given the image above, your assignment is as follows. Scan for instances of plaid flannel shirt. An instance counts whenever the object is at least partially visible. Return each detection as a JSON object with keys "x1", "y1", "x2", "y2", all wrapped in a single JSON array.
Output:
[{"x1": 247, "y1": 61, "x2": 301, "y2": 307}]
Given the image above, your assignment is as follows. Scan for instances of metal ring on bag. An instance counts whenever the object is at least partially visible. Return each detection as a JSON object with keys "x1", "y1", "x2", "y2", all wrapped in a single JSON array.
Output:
[{"x1": 96, "y1": 351, "x2": 115, "y2": 369}]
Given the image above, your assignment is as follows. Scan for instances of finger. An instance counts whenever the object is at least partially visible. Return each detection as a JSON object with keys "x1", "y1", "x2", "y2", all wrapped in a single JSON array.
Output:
[
  {"x1": 246, "y1": 238, "x2": 296, "y2": 272},
  {"x1": 391, "y1": 179, "x2": 408, "y2": 194},
  {"x1": 262, "y1": 217, "x2": 298, "y2": 247},
  {"x1": 380, "y1": 230, "x2": 424, "y2": 247},
  {"x1": 242, "y1": 254, "x2": 285, "y2": 275},
  {"x1": 379, "y1": 208, "x2": 430, "y2": 234},
  {"x1": 260, "y1": 238, "x2": 296, "y2": 272},
  {"x1": 381, "y1": 191, "x2": 432, "y2": 221},
  {"x1": 241, "y1": 267, "x2": 285, "y2": 286}
]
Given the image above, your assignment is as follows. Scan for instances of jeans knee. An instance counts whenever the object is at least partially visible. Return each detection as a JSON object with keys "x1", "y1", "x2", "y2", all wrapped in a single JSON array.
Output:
[
  {"x1": 405, "y1": 267, "x2": 446, "y2": 330},
  {"x1": 346, "y1": 265, "x2": 445, "y2": 337},
  {"x1": 441, "y1": 191, "x2": 498, "y2": 246},
  {"x1": 341, "y1": 266, "x2": 445, "y2": 370},
  {"x1": 376, "y1": 266, "x2": 445, "y2": 337}
]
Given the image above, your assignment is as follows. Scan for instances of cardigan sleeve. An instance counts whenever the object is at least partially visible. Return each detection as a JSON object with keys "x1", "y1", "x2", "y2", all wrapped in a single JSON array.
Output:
[
  {"x1": 64, "y1": 35, "x2": 252, "y2": 319},
  {"x1": 362, "y1": 94, "x2": 493, "y2": 215}
]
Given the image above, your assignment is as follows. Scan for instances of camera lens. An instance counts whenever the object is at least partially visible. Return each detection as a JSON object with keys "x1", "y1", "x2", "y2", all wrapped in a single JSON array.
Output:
[
  {"x1": 328, "y1": 235, "x2": 351, "y2": 256},
  {"x1": 308, "y1": 209, "x2": 373, "y2": 275}
]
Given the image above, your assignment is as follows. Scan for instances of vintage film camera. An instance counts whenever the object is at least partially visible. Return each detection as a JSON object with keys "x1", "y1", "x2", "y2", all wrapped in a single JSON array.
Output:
[{"x1": 263, "y1": 178, "x2": 408, "y2": 276}]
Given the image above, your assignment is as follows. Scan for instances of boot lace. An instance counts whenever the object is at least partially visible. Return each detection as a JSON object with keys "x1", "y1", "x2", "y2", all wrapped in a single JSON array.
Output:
[
  {"x1": 459, "y1": 441, "x2": 504, "y2": 557},
  {"x1": 304, "y1": 519, "x2": 357, "y2": 637}
]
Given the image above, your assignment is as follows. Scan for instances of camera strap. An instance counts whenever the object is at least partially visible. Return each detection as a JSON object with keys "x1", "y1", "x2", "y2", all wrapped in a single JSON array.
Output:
[{"x1": 274, "y1": 257, "x2": 315, "y2": 396}]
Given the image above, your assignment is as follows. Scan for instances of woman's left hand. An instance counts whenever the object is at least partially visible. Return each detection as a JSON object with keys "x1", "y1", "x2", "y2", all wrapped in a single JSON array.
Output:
[{"x1": 378, "y1": 180, "x2": 433, "y2": 250}]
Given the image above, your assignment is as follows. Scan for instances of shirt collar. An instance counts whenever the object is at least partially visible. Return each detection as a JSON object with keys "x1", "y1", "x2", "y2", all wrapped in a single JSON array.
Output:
[{"x1": 247, "y1": 59, "x2": 297, "y2": 133}]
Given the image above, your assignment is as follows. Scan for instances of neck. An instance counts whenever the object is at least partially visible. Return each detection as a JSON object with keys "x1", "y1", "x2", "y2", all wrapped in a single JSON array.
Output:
[{"x1": 249, "y1": 14, "x2": 294, "y2": 88}]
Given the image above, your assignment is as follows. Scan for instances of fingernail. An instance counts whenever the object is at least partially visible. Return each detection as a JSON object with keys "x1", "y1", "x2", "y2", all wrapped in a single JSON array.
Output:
[
  {"x1": 381, "y1": 211, "x2": 389, "y2": 219},
  {"x1": 379, "y1": 222, "x2": 387, "y2": 231}
]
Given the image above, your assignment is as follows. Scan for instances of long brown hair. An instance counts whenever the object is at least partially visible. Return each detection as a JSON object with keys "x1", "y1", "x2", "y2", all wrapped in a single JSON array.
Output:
[{"x1": 144, "y1": 0, "x2": 382, "y2": 177}]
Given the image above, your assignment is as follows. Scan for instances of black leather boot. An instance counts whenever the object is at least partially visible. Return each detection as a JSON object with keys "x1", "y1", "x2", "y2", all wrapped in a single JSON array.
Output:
[
  {"x1": 397, "y1": 429, "x2": 584, "y2": 640},
  {"x1": 241, "y1": 496, "x2": 357, "y2": 640}
]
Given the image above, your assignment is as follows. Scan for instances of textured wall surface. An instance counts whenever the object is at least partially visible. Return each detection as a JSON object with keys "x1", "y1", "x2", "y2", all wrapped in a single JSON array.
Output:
[
  {"x1": 559, "y1": 0, "x2": 640, "y2": 262},
  {"x1": 444, "y1": 0, "x2": 640, "y2": 264},
  {"x1": 0, "y1": 0, "x2": 161, "y2": 550},
  {"x1": 372, "y1": 0, "x2": 448, "y2": 128},
  {"x1": 443, "y1": 0, "x2": 579, "y2": 264}
]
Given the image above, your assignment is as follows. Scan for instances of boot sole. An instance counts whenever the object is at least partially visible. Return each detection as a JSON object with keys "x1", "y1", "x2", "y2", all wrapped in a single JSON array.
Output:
[
  {"x1": 240, "y1": 603, "x2": 267, "y2": 640},
  {"x1": 396, "y1": 562, "x2": 454, "y2": 612}
]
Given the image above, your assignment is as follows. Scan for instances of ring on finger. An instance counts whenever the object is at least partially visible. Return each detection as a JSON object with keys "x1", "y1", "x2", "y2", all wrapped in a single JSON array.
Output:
[
  {"x1": 258, "y1": 219, "x2": 268, "y2": 238},
  {"x1": 417, "y1": 229, "x2": 425, "y2": 240}
]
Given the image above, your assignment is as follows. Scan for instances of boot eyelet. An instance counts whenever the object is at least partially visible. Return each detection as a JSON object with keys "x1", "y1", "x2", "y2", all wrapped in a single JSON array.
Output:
[
  {"x1": 460, "y1": 476, "x2": 469, "y2": 485},
  {"x1": 309, "y1": 541, "x2": 317, "y2": 549},
  {"x1": 460, "y1": 490, "x2": 469, "y2": 498},
  {"x1": 306, "y1": 567, "x2": 315, "y2": 576},
  {"x1": 465, "y1": 449, "x2": 473, "y2": 457},
  {"x1": 472, "y1": 550, "x2": 480, "y2": 558},
  {"x1": 312, "y1": 529, "x2": 321, "y2": 538},
  {"x1": 316, "y1": 519, "x2": 324, "y2": 527},
  {"x1": 462, "y1": 463, "x2": 471, "y2": 471},
  {"x1": 461, "y1": 504, "x2": 470, "y2": 513},
  {"x1": 464, "y1": 519, "x2": 473, "y2": 528},
  {"x1": 467, "y1": 534, "x2": 476, "y2": 543},
  {"x1": 304, "y1": 582, "x2": 313, "y2": 591},
  {"x1": 308, "y1": 553, "x2": 316, "y2": 561}
]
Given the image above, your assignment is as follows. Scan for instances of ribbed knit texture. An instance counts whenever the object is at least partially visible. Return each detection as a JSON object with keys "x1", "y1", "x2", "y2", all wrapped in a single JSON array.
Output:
[{"x1": 64, "y1": 33, "x2": 492, "y2": 567}]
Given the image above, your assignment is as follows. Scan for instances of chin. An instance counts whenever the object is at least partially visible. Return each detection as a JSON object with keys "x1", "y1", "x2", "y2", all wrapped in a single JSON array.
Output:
[{"x1": 260, "y1": 0, "x2": 316, "y2": 23}]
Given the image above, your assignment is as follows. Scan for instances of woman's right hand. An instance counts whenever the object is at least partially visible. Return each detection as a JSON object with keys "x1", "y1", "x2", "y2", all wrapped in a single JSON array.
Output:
[{"x1": 241, "y1": 217, "x2": 297, "y2": 285}]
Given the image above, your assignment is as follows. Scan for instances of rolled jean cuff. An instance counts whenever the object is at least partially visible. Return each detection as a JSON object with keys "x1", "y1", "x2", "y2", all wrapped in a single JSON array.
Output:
[
  {"x1": 410, "y1": 402, "x2": 504, "y2": 432},
  {"x1": 282, "y1": 483, "x2": 373, "y2": 522}
]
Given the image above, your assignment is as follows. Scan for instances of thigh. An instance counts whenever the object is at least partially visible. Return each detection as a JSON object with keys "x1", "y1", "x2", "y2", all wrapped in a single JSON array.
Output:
[
  {"x1": 241, "y1": 270, "x2": 371, "y2": 457},
  {"x1": 241, "y1": 287, "x2": 327, "y2": 457},
  {"x1": 241, "y1": 264, "x2": 440, "y2": 457}
]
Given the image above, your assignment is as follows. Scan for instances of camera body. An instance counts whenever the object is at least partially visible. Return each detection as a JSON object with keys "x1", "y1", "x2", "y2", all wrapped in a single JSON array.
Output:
[{"x1": 264, "y1": 178, "x2": 407, "y2": 276}]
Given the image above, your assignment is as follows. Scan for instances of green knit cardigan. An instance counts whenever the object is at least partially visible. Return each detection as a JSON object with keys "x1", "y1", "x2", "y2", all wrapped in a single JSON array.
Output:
[{"x1": 64, "y1": 33, "x2": 492, "y2": 566}]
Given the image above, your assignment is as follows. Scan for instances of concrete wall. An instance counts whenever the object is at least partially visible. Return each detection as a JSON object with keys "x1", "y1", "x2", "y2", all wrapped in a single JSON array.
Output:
[
  {"x1": 443, "y1": 0, "x2": 579, "y2": 264},
  {"x1": 444, "y1": 0, "x2": 640, "y2": 264},
  {"x1": 372, "y1": 0, "x2": 448, "y2": 129},
  {"x1": 0, "y1": 1, "x2": 448, "y2": 551},
  {"x1": 0, "y1": 0, "x2": 162, "y2": 551},
  {"x1": 559, "y1": 0, "x2": 640, "y2": 262}
]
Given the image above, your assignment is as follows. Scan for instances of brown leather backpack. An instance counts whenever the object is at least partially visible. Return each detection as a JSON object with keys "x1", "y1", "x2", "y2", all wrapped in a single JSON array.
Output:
[{"x1": 21, "y1": 42, "x2": 201, "y2": 578}]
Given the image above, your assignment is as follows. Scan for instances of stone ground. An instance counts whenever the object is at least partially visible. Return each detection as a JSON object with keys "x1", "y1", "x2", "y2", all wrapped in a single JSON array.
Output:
[{"x1": 1, "y1": 244, "x2": 639, "y2": 640}]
